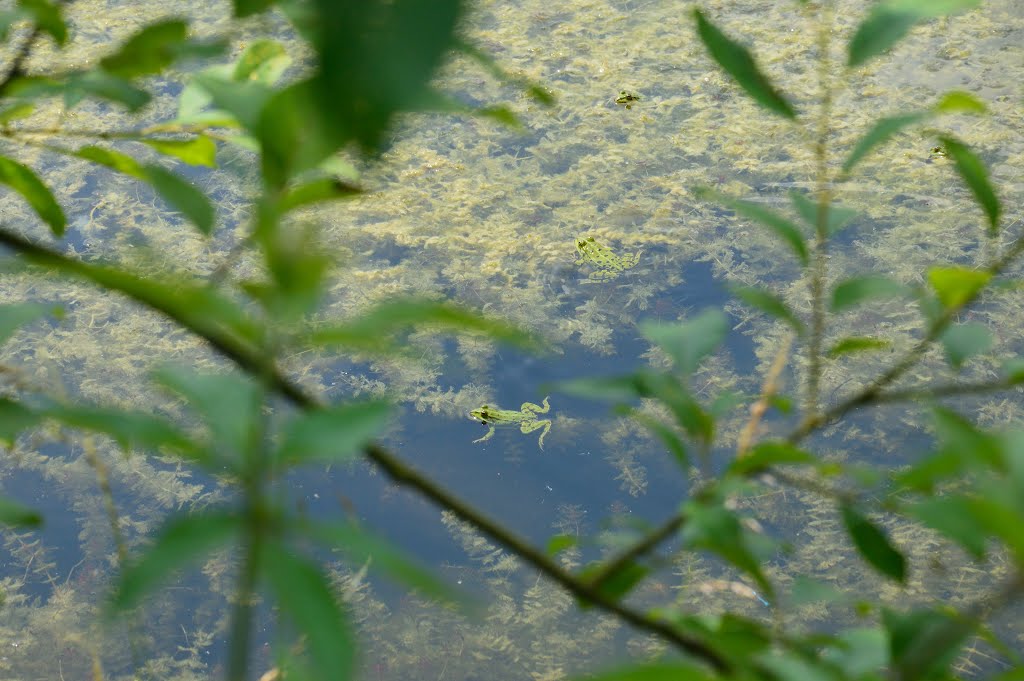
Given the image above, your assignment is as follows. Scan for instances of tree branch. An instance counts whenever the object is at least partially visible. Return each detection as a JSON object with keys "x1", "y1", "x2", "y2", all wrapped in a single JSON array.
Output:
[{"x1": 0, "y1": 226, "x2": 731, "y2": 673}]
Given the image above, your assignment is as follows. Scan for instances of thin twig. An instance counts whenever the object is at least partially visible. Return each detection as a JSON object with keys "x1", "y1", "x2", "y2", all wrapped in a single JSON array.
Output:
[{"x1": 737, "y1": 333, "x2": 793, "y2": 456}]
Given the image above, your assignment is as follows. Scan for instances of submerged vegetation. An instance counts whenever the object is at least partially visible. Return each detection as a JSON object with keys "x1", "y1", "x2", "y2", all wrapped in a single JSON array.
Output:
[{"x1": 0, "y1": 0, "x2": 1022, "y2": 680}]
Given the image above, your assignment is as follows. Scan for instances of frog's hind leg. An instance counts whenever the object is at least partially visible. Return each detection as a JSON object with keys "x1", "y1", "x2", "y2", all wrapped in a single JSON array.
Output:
[
  {"x1": 521, "y1": 396, "x2": 550, "y2": 414},
  {"x1": 520, "y1": 419, "x2": 552, "y2": 450}
]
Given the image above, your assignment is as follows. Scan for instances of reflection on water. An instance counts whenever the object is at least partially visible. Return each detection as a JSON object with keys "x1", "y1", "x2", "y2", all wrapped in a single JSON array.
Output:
[{"x1": 1, "y1": 0, "x2": 1022, "y2": 678}]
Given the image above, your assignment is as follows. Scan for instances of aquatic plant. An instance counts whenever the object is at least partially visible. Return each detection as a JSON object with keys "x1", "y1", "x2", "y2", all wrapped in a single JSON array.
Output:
[{"x1": 0, "y1": 0, "x2": 1022, "y2": 680}]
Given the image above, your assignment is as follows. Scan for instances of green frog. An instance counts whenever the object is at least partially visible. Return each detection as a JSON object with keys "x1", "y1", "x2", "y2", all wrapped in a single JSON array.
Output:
[
  {"x1": 615, "y1": 90, "x2": 641, "y2": 109},
  {"x1": 575, "y1": 236, "x2": 641, "y2": 282},
  {"x1": 470, "y1": 397, "x2": 552, "y2": 450}
]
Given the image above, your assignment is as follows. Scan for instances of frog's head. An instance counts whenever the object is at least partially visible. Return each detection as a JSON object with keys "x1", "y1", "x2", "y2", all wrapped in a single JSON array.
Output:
[
  {"x1": 470, "y1": 406, "x2": 491, "y2": 423},
  {"x1": 576, "y1": 236, "x2": 595, "y2": 251}
]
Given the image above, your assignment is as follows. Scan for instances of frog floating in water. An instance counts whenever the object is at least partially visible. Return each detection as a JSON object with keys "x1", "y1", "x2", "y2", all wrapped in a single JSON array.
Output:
[
  {"x1": 615, "y1": 90, "x2": 641, "y2": 109},
  {"x1": 575, "y1": 236, "x2": 641, "y2": 282},
  {"x1": 470, "y1": 397, "x2": 552, "y2": 450}
]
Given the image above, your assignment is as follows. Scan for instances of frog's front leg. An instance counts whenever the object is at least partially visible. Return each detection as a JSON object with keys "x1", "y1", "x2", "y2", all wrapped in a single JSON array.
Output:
[
  {"x1": 521, "y1": 396, "x2": 550, "y2": 415},
  {"x1": 520, "y1": 418, "x2": 552, "y2": 450},
  {"x1": 473, "y1": 424, "x2": 496, "y2": 444},
  {"x1": 625, "y1": 250, "x2": 642, "y2": 268}
]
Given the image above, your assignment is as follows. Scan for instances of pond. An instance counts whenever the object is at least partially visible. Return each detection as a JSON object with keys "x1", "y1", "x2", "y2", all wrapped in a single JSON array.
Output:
[{"x1": 0, "y1": 0, "x2": 1022, "y2": 679}]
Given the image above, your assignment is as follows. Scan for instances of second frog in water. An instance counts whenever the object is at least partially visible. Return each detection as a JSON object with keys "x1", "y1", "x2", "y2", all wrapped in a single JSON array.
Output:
[{"x1": 575, "y1": 236, "x2": 641, "y2": 282}]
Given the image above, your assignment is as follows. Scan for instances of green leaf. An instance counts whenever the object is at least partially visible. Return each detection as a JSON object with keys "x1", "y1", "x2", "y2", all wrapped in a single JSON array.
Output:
[
  {"x1": 277, "y1": 401, "x2": 392, "y2": 467},
  {"x1": 546, "y1": 534, "x2": 578, "y2": 556},
  {"x1": 66, "y1": 71, "x2": 151, "y2": 111},
  {"x1": 14, "y1": 255, "x2": 261, "y2": 353},
  {"x1": 142, "y1": 165, "x2": 215, "y2": 235},
  {"x1": 847, "y1": 8, "x2": 919, "y2": 68},
  {"x1": 617, "y1": 406, "x2": 689, "y2": 470},
  {"x1": 692, "y1": 10, "x2": 796, "y2": 119},
  {"x1": 661, "y1": 388, "x2": 715, "y2": 445},
  {"x1": 71, "y1": 146, "x2": 214, "y2": 234},
  {"x1": 100, "y1": 19, "x2": 189, "y2": 78},
  {"x1": 927, "y1": 266, "x2": 991, "y2": 309},
  {"x1": 639, "y1": 309, "x2": 727, "y2": 376},
  {"x1": 232, "y1": 0, "x2": 277, "y2": 18},
  {"x1": 0, "y1": 102, "x2": 34, "y2": 124},
  {"x1": 906, "y1": 496, "x2": 987, "y2": 559},
  {"x1": 311, "y1": 298, "x2": 539, "y2": 352},
  {"x1": 728, "y1": 442, "x2": 814, "y2": 477},
  {"x1": 555, "y1": 375, "x2": 647, "y2": 402},
  {"x1": 827, "y1": 336, "x2": 891, "y2": 357},
  {"x1": 0, "y1": 496, "x2": 42, "y2": 527},
  {"x1": 233, "y1": 39, "x2": 290, "y2": 85},
  {"x1": 193, "y1": 73, "x2": 272, "y2": 133},
  {"x1": 681, "y1": 501, "x2": 773, "y2": 598},
  {"x1": 831, "y1": 275, "x2": 911, "y2": 312},
  {"x1": 18, "y1": 0, "x2": 66, "y2": 46},
  {"x1": 884, "y1": 607, "x2": 973, "y2": 681},
  {"x1": 729, "y1": 286, "x2": 804, "y2": 335},
  {"x1": 0, "y1": 302, "x2": 51, "y2": 345},
  {"x1": 1003, "y1": 358, "x2": 1024, "y2": 384},
  {"x1": 940, "y1": 322, "x2": 991, "y2": 370},
  {"x1": 262, "y1": 543, "x2": 356, "y2": 681},
  {"x1": 842, "y1": 112, "x2": 928, "y2": 173},
  {"x1": 822, "y1": 628, "x2": 890, "y2": 679},
  {"x1": 840, "y1": 503, "x2": 906, "y2": 582},
  {"x1": 964, "y1": 496, "x2": 1024, "y2": 566},
  {"x1": 848, "y1": 1, "x2": 981, "y2": 68},
  {"x1": 581, "y1": 662, "x2": 717, "y2": 681},
  {"x1": 696, "y1": 187, "x2": 807, "y2": 264},
  {"x1": 938, "y1": 135, "x2": 1000, "y2": 235},
  {"x1": 112, "y1": 510, "x2": 240, "y2": 610},
  {"x1": 789, "y1": 191, "x2": 857, "y2": 235},
  {"x1": 0, "y1": 398, "x2": 42, "y2": 446},
  {"x1": 456, "y1": 38, "x2": 555, "y2": 107},
  {"x1": 43, "y1": 403, "x2": 206, "y2": 461},
  {"x1": 154, "y1": 368, "x2": 261, "y2": 460},
  {"x1": 933, "y1": 90, "x2": 987, "y2": 114},
  {"x1": 0, "y1": 156, "x2": 66, "y2": 236},
  {"x1": 883, "y1": 0, "x2": 981, "y2": 17},
  {"x1": 475, "y1": 105, "x2": 523, "y2": 129},
  {"x1": 258, "y1": 79, "x2": 343, "y2": 188},
  {"x1": 280, "y1": 178, "x2": 362, "y2": 212},
  {"x1": 789, "y1": 576, "x2": 847, "y2": 606},
  {"x1": 141, "y1": 136, "x2": 217, "y2": 167},
  {"x1": 933, "y1": 406, "x2": 1003, "y2": 470},
  {"x1": 756, "y1": 651, "x2": 835, "y2": 681},
  {"x1": 311, "y1": 0, "x2": 464, "y2": 152},
  {"x1": 579, "y1": 560, "x2": 649, "y2": 607}
]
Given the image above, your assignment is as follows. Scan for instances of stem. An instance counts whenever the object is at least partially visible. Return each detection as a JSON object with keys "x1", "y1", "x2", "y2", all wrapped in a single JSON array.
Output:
[
  {"x1": 804, "y1": 0, "x2": 836, "y2": 419},
  {"x1": 791, "y1": 232, "x2": 1024, "y2": 442},
  {"x1": 227, "y1": 514, "x2": 262, "y2": 681}
]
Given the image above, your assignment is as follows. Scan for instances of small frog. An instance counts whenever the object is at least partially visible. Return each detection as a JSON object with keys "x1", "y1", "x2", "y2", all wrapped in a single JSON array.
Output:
[
  {"x1": 575, "y1": 236, "x2": 641, "y2": 282},
  {"x1": 929, "y1": 145, "x2": 948, "y2": 160},
  {"x1": 470, "y1": 397, "x2": 552, "y2": 450},
  {"x1": 615, "y1": 90, "x2": 641, "y2": 109}
]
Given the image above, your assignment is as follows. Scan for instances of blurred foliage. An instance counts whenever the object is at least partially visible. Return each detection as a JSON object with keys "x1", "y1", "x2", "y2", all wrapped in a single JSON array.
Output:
[{"x1": 0, "y1": 1, "x2": 1021, "y2": 681}]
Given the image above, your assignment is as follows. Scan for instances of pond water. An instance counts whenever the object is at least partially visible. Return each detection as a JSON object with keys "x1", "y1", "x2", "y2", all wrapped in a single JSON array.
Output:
[{"x1": 1, "y1": 0, "x2": 1023, "y2": 679}]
